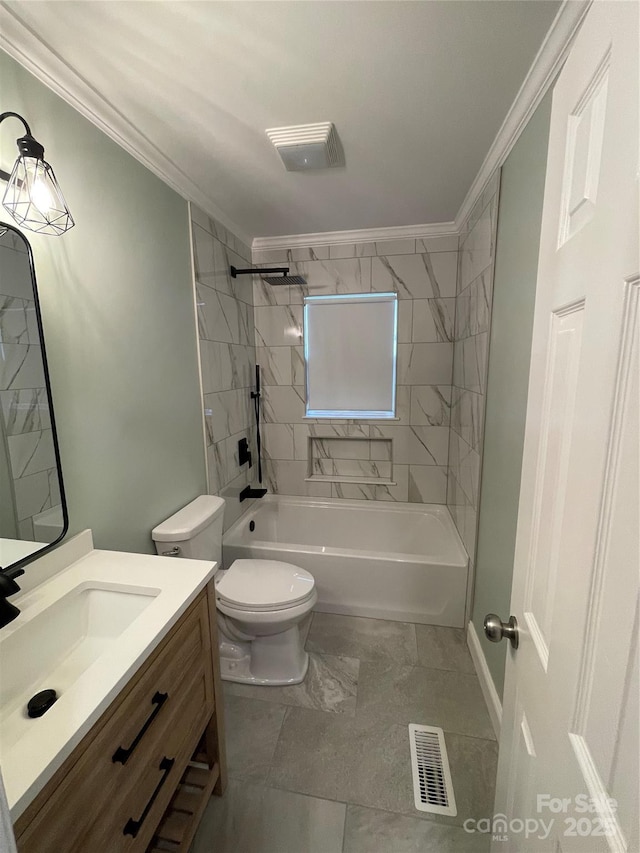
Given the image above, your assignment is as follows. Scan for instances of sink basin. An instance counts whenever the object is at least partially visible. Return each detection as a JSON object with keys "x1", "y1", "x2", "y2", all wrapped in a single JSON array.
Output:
[{"x1": 0, "y1": 582, "x2": 158, "y2": 744}]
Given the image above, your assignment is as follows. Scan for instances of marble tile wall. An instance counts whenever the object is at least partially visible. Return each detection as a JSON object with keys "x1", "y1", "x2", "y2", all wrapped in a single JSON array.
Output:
[
  {"x1": 190, "y1": 205, "x2": 261, "y2": 531},
  {"x1": 0, "y1": 235, "x2": 61, "y2": 540},
  {"x1": 252, "y1": 236, "x2": 459, "y2": 503},
  {"x1": 447, "y1": 173, "x2": 501, "y2": 563}
]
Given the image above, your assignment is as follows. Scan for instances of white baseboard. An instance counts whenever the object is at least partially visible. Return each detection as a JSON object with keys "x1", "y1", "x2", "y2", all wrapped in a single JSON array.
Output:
[{"x1": 467, "y1": 620, "x2": 502, "y2": 740}]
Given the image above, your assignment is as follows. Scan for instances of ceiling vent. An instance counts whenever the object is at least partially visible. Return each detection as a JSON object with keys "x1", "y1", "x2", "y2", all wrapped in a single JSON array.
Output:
[{"x1": 266, "y1": 122, "x2": 342, "y2": 171}]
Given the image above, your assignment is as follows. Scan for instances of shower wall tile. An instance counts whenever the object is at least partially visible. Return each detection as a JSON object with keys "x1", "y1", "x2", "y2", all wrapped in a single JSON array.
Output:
[
  {"x1": 408, "y1": 465, "x2": 448, "y2": 504},
  {"x1": 394, "y1": 385, "x2": 411, "y2": 426},
  {"x1": 289, "y1": 246, "x2": 331, "y2": 262},
  {"x1": 261, "y1": 423, "x2": 295, "y2": 461},
  {"x1": 369, "y1": 425, "x2": 450, "y2": 467},
  {"x1": 410, "y1": 386, "x2": 452, "y2": 427},
  {"x1": 371, "y1": 252, "x2": 457, "y2": 299},
  {"x1": 252, "y1": 234, "x2": 458, "y2": 504},
  {"x1": 450, "y1": 387, "x2": 482, "y2": 452},
  {"x1": 296, "y1": 258, "x2": 372, "y2": 295},
  {"x1": 264, "y1": 459, "x2": 332, "y2": 497},
  {"x1": 0, "y1": 244, "x2": 34, "y2": 300},
  {"x1": 252, "y1": 246, "x2": 331, "y2": 265},
  {"x1": 415, "y1": 235, "x2": 459, "y2": 254},
  {"x1": 262, "y1": 385, "x2": 307, "y2": 424},
  {"x1": 375, "y1": 238, "x2": 415, "y2": 256},
  {"x1": 397, "y1": 301, "x2": 413, "y2": 343},
  {"x1": 0, "y1": 296, "x2": 28, "y2": 344},
  {"x1": 293, "y1": 424, "x2": 371, "y2": 461},
  {"x1": 193, "y1": 224, "x2": 232, "y2": 296},
  {"x1": 203, "y1": 389, "x2": 249, "y2": 446},
  {"x1": 411, "y1": 298, "x2": 455, "y2": 343},
  {"x1": 0, "y1": 344, "x2": 46, "y2": 391},
  {"x1": 397, "y1": 343, "x2": 453, "y2": 385},
  {"x1": 329, "y1": 242, "x2": 376, "y2": 259},
  {"x1": 191, "y1": 207, "x2": 252, "y2": 272},
  {"x1": 291, "y1": 346, "x2": 305, "y2": 386},
  {"x1": 312, "y1": 438, "x2": 371, "y2": 461},
  {"x1": 14, "y1": 469, "x2": 51, "y2": 521},
  {"x1": 0, "y1": 387, "x2": 51, "y2": 435},
  {"x1": 7, "y1": 428, "x2": 55, "y2": 478},
  {"x1": 447, "y1": 174, "x2": 501, "y2": 563},
  {"x1": 256, "y1": 346, "x2": 292, "y2": 386},
  {"x1": 191, "y1": 204, "x2": 260, "y2": 530},
  {"x1": 458, "y1": 196, "x2": 498, "y2": 293},
  {"x1": 254, "y1": 306, "x2": 303, "y2": 347}
]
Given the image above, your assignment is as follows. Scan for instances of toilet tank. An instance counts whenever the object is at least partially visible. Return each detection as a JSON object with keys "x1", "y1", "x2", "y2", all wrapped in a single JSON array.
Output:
[{"x1": 151, "y1": 495, "x2": 226, "y2": 563}]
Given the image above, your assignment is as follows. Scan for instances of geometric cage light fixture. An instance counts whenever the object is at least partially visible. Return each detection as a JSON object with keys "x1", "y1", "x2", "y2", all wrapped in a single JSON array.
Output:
[{"x1": 0, "y1": 111, "x2": 74, "y2": 236}]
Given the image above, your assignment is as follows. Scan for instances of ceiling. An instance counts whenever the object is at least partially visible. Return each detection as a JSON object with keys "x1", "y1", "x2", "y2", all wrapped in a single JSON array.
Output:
[{"x1": 3, "y1": 1, "x2": 561, "y2": 240}]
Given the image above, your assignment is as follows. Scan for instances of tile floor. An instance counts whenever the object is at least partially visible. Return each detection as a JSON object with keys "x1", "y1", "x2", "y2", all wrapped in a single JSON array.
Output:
[{"x1": 192, "y1": 613, "x2": 496, "y2": 853}]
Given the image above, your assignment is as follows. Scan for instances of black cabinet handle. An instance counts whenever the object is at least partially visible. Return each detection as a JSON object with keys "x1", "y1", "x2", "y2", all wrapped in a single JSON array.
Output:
[
  {"x1": 122, "y1": 756, "x2": 175, "y2": 838},
  {"x1": 112, "y1": 691, "x2": 168, "y2": 765}
]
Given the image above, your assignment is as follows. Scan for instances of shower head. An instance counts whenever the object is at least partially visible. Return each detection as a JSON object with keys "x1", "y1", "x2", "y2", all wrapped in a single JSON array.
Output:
[
  {"x1": 229, "y1": 264, "x2": 306, "y2": 286},
  {"x1": 261, "y1": 273, "x2": 307, "y2": 286}
]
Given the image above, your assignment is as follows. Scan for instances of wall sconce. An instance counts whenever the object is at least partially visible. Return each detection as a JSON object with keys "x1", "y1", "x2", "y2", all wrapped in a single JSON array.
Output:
[{"x1": 0, "y1": 111, "x2": 74, "y2": 236}]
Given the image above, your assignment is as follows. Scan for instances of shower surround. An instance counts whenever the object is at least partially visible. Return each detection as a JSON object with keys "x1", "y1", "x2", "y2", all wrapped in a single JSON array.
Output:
[
  {"x1": 191, "y1": 174, "x2": 499, "y2": 567},
  {"x1": 190, "y1": 204, "x2": 260, "y2": 531},
  {"x1": 252, "y1": 236, "x2": 459, "y2": 504},
  {"x1": 447, "y1": 174, "x2": 500, "y2": 564},
  {"x1": 251, "y1": 172, "x2": 500, "y2": 574}
]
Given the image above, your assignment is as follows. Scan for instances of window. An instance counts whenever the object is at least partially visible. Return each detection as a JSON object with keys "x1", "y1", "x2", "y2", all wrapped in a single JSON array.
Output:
[{"x1": 304, "y1": 292, "x2": 398, "y2": 419}]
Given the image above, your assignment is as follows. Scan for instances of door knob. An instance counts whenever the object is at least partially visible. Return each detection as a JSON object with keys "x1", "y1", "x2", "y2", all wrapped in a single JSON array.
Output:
[{"x1": 484, "y1": 614, "x2": 519, "y2": 649}]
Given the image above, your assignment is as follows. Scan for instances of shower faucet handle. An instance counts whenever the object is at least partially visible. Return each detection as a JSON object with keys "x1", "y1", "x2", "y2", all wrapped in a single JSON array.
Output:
[{"x1": 238, "y1": 437, "x2": 252, "y2": 468}]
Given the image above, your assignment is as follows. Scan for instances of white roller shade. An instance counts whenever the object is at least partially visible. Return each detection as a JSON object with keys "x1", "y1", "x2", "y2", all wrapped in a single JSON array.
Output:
[{"x1": 304, "y1": 293, "x2": 398, "y2": 418}]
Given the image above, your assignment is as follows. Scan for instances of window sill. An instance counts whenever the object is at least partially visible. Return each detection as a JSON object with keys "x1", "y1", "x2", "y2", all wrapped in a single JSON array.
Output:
[
  {"x1": 302, "y1": 417, "x2": 401, "y2": 422},
  {"x1": 305, "y1": 475, "x2": 396, "y2": 486}
]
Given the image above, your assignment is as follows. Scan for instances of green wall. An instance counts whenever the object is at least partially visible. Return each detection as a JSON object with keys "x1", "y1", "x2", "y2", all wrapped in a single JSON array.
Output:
[
  {"x1": 0, "y1": 51, "x2": 206, "y2": 553},
  {"x1": 471, "y1": 90, "x2": 552, "y2": 698}
]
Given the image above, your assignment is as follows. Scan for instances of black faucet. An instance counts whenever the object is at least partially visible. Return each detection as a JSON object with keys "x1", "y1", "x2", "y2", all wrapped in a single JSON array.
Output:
[{"x1": 0, "y1": 566, "x2": 24, "y2": 628}]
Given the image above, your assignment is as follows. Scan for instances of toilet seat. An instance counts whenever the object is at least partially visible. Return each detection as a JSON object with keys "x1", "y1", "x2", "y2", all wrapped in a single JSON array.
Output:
[{"x1": 216, "y1": 559, "x2": 315, "y2": 612}]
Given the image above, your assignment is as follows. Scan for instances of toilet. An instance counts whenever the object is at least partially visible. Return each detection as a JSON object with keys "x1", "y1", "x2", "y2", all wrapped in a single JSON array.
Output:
[{"x1": 151, "y1": 495, "x2": 316, "y2": 685}]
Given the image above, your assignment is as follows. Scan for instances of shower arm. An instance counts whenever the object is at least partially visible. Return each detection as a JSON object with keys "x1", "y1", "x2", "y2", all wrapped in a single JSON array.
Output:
[
  {"x1": 230, "y1": 266, "x2": 288, "y2": 277},
  {"x1": 229, "y1": 265, "x2": 307, "y2": 287}
]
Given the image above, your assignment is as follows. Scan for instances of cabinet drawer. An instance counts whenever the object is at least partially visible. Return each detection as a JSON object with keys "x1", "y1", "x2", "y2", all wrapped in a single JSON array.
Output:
[
  {"x1": 77, "y1": 662, "x2": 212, "y2": 853},
  {"x1": 16, "y1": 592, "x2": 214, "y2": 852}
]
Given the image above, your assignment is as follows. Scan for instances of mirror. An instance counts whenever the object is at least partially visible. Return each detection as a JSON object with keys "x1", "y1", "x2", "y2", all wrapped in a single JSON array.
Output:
[{"x1": 0, "y1": 221, "x2": 68, "y2": 573}]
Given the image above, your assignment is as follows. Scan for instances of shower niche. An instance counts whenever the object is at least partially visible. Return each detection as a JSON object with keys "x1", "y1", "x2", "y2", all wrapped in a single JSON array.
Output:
[{"x1": 306, "y1": 435, "x2": 394, "y2": 485}]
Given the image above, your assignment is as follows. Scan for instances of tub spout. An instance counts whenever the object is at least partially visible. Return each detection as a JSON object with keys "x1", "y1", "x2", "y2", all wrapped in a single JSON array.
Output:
[{"x1": 239, "y1": 485, "x2": 267, "y2": 503}]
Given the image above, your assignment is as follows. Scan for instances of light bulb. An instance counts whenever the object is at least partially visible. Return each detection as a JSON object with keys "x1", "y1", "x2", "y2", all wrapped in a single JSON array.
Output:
[{"x1": 30, "y1": 174, "x2": 54, "y2": 216}]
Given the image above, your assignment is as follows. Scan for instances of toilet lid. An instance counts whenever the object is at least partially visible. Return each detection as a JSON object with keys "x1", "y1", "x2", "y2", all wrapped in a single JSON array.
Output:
[{"x1": 216, "y1": 559, "x2": 315, "y2": 610}]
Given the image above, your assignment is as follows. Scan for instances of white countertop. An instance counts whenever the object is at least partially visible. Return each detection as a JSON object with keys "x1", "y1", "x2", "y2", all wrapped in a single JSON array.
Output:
[
  {"x1": 0, "y1": 533, "x2": 218, "y2": 821},
  {"x1": 0, "y1": 539, "x2": 46, "y2": 569}
]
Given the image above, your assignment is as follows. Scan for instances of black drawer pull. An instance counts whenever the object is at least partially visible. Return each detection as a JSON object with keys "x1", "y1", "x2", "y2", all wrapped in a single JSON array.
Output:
[
  {"x1": 123, "y1": 756, "x2": 175, "y2": 838},
  {"x1": 112, "y1": 691, "x2": 168, "y2": 764}
]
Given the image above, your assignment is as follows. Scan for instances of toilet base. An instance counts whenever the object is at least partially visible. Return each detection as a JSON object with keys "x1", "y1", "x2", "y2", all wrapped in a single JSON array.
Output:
[{"x1": 218, "y1": 627, "x2": 310, "y2": 686}]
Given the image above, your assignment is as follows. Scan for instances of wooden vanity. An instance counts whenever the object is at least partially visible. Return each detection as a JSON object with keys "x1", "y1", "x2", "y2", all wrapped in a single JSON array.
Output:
[{"x1": 12, "y1": 582, "x2": 226, "y2": 852}]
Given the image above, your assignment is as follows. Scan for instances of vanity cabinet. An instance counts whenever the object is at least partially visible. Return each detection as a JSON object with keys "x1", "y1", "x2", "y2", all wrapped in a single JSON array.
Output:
[{"x1": 13, "y1": 583, "x2": 226, "y2": 852}]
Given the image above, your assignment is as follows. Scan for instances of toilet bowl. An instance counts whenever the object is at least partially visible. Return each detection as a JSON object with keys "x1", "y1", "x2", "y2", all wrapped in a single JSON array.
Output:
[
  {"x1": 151, "y1": 496, "x2": 316, "y2": 686},
  {"x1": 215, "y1": 559, "x2": 317, "y2": 685}
]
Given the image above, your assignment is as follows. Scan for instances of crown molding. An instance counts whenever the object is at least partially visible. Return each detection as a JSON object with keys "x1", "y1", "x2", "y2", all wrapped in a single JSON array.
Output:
[
  {"x1": 0, "y1": 3, "x2": 252, "y2": 248},
  {"x1": 454, "y1": 0, "x2": 592, "y2": 230},
  {"x1": 252, "y1": 220, "x2": 458, "y2": 252}
]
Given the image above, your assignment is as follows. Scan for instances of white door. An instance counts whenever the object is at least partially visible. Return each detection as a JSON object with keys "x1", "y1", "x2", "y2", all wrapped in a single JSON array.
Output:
[{"x1": 492, "y1": 2, "x2": 639, "y2": 851}]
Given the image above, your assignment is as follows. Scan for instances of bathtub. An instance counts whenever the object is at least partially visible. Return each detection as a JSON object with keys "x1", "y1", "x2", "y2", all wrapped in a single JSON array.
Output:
[{"x1": 223, "y1": 495, "x2": 469, "y2": 628}]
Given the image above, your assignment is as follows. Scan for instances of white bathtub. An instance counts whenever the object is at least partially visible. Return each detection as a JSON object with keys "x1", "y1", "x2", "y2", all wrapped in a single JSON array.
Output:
[{"x1": 223, "y1": 495, "x2": 469, "y2": 627}]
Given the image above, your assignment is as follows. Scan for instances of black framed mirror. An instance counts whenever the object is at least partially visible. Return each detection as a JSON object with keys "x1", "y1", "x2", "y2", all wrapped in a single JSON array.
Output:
[{"x1": 0, "y1": 221, "x2": 68, "y2": 574}]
